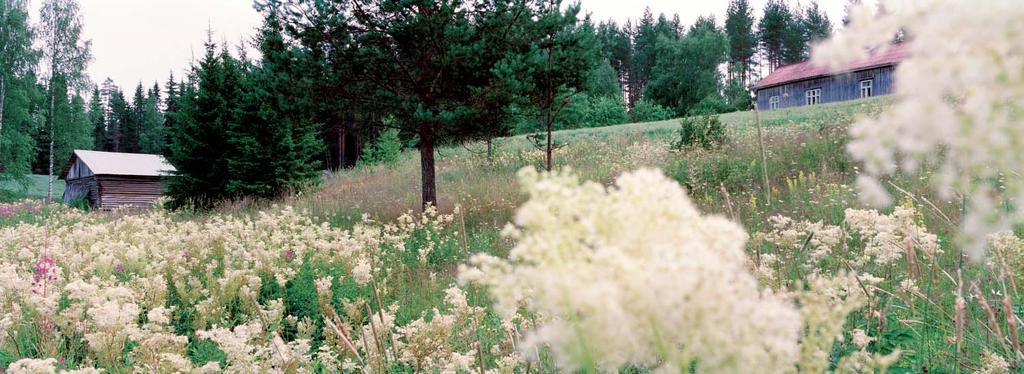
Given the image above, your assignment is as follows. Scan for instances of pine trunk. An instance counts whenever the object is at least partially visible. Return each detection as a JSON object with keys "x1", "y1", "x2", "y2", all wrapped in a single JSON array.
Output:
[
  {"x1": 418, "y1": 123, "x2": 437, "y2": 210},
  {"x1": 47, "y1": 94, "x2": 55, "y2": 202},
  {"x1": 337, "y1": 125, "x2": 346, "y2": 169},
  {"x1": 545, "y1": 102, "x2": 553, "y2": 172}
]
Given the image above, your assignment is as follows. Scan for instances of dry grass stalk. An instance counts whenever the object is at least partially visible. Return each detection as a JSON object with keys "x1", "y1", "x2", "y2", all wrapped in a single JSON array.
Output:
[
  {"x1": 719, "y1": 183, "x2": 737, "y2": 222},
  {"x1": 999, "y1": 266, "x2": 1023, "y2": 359},
  {"x1": 972, "y1": 282, "x2": 1011, "y2": 353},
  {"x1": 753, "y1": 104, "x2": 772, "y2": 206}
]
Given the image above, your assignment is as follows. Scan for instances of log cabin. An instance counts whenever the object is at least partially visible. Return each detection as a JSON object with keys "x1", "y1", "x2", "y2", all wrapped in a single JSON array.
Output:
[
  {"x1": 61, "y1": 150, "x2": 176, "y2": 210},
  {"x1": 753, "y1": 42, "x2": 911, "y2": 110}
]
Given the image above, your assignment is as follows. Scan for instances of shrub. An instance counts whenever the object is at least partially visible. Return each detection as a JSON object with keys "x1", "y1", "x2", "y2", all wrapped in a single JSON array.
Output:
[
  {"x1": 577, "y1": 95, "x2": 629, "y2": 128},
  {"x1": 673, "y1": 114, "x2": 726, "y2": 150},
  {"x1": 629, "y1": 99, "x2": 674, "y2": 123},
  {"x1": 689, "y1": 95, "x2": 733, "y2": 116},
  {"x1": 359, "y1": 128, "x2": 403, "y2": 167}
]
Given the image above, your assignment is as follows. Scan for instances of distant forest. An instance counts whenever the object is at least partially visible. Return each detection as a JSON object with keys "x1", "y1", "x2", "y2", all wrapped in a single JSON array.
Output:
[{"x1": 0, "y1": 0, "x2": 842, "y2": 208}]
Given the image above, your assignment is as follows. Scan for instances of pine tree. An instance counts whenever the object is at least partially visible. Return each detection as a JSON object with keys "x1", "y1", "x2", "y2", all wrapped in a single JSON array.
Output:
[
  {"x1": 725, "y1": 0, "x2": 757, "y2": 83},
  {"x1": 803, "y1": 1, "x2": 833, "y2": 44},
  {"x1": 509, "y1": 2, "x2": 597, "y2": 171},
  {"x1": 781, "y1": 4, "x2": 808, "y2": 64},
  {"x1": 758, "y1": 0, "x2": 792, "y2": 71},
  {"x1": 340, "y1": 0, "x2": 539, "y2": 209}
]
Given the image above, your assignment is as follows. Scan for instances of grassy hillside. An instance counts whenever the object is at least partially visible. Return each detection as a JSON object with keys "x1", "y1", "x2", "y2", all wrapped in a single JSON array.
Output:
[
  {"x1": 264, "y1": 96, "x2": 891, "y2": 228},
  {"x1": 0, "y1": 174, "x2": 65, "y2": 200}
]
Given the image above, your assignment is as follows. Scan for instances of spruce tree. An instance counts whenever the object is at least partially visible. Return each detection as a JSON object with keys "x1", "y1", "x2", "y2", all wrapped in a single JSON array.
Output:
[
  {"x1": 123, "y1": 83, "x2": 145, "y2": 152},
  {"x1": 137, "y1": 82, "x2": 165, "y2": 154},
  {"x1": 225, "y1": 5, "x2": 321, "y2": 199},
  {"x1": 88, "y1": 86, "x2": 105, "y2": 150},
  {"x1": 165, "y1": 38, "x2": 239, "y2": 209}
]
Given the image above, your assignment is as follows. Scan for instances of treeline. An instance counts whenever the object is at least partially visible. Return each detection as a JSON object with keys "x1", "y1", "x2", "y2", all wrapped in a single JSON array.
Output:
[
  {"x1": 596, "y1": 0, "x2": 834, "y2": 115},
  {"x1": 0, "y1": 0, "x2": 92, "y2": 200},
  {"x1": 0, "y1": 0, "x2": 839, "y2": 209}
]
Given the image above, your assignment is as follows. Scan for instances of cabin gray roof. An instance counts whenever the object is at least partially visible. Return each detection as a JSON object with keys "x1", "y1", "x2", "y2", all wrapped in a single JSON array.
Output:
[
  {"x1": 753, "y1": 42, "x2": 912, "y2": 90},
  {"x1": 62, "y1": 150, "x2": 176, "y2": 179}
]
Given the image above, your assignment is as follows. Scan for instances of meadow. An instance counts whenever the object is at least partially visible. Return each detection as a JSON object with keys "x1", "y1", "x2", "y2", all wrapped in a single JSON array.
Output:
[{"x1": 1, "y1": 96, "x2": 1020, "y2": 373}]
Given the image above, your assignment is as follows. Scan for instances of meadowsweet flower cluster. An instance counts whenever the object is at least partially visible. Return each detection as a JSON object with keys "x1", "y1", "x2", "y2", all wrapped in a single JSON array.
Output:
[
  {"x1": 461, "y1": 167, "x2": 802, "y2": 372},
  {"x1": 844, "y1": 205, "x2": 940, "y2": 266},
  {"x1": 763, "y1": 215, "x2": 846, "y2": 267},
  {"x1": 814, "y1": 0, "x2": 1024, "y2": 259},
  {"x1": 0, "y1": 205, "x2": 479, "y2": 372}
]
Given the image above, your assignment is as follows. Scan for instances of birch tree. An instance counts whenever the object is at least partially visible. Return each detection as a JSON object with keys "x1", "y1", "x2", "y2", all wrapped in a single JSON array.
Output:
[{"x1": 38, "y1": 0, "x2": 91, "y2": 201}]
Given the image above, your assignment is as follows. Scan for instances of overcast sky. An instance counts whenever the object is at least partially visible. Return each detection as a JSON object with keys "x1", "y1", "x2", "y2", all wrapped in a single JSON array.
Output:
[{"x1": 45, "y1": 0, "x2": 850, "y2": 92}]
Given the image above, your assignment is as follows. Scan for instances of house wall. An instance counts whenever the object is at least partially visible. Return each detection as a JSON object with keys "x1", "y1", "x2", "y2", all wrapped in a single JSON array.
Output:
[
  {"x1": 755, "y1": 65, "x2": 896, "y2": 110},
  {"x1": 63, "y1": 176, "x2": 99, "y2": 207},
  {"x1": 95, "y1": 175, "x2": 166, "y2": 210}
]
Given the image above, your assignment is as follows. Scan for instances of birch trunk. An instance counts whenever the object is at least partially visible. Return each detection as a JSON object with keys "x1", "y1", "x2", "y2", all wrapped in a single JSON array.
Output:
[
  {"x1": 47, "y1": 93, "x2": 54, "y2": 202},
  {"x1": 0, "y1": 76, "x2": 6, "y2": 134}
]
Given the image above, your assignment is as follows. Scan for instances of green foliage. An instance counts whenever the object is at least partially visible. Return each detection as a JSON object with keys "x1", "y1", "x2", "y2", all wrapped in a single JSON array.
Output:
[
  {"x1": 690, "y1": 95, "x2": 733, "y2": 116},
  {"x1": 759, "y1": 0, "x2": 793, "y2": 69},
  {"x1": 629, "y1": 99, "x2": 674, "y2": 123},
  {"x1": 564, "y1": 94, "x2": 630, "y2": 129},
  {"x1": 673, "y1": 114, "x2": 726, "y2": 150},
  {"x1": 645, "y1": 17, "x2": 728, "y2": 115},
  {"x1": 0, "y1": 0, "x2": 39, "y2": 186},
  {"x1": 803, "y1": 1, "x2": 833, "y2": 44},
  {"x1": 359, "y1": 128, "x2": 403, "y2": 167},
  {"x1": 166, "y1": 12, "x2": 322, "y2": 208},
  {"x1": 724, "y1": 72, "x2": 753, "y2": 111},
  {"x1": 584, "y1": 59, "x2": 622, "y2": 98},
  {"x1": 725, "y1": 0, "x2": 757, "y2": 79},
  {"x1": 137, "y1": 85, "x2": 166, "y2": 154},
  {"x1": 164, "y1": 40, "x2": 238, "y2": 209}
]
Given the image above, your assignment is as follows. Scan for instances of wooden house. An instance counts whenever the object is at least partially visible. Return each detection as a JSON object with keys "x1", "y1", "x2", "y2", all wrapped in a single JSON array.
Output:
[
  {"x1": 61, "y1": 150, "x2": 176, "y2": 209},
  {"x1": 753, "y1": 42, "x2": 911, "y2": 110}
]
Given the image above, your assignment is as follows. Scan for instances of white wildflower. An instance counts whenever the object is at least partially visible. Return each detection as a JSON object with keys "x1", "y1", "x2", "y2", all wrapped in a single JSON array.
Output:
[
  {"x1": 815, "y1": 0, "x2": 1024, "y2": 260},
  {"x1": 461, "y1": 167, "x2": 800, "y2": 372}
]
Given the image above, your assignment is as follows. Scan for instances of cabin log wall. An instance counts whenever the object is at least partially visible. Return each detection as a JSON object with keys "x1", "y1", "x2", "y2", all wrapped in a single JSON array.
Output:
[{"x1": 756, "y1": 65, "x2": 896, "y2": 110}]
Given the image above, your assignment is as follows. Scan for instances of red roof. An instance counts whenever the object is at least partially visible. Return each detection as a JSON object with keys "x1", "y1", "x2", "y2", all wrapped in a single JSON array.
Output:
[{"x1": 752, "y1": 42, "x2": 912, "y2": 90}]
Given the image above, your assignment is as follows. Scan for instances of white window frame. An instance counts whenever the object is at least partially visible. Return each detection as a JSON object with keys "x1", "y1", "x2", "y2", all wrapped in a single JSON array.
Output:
[
  {"x1": 769, "y1": 95, "x2": 780, "y2": 109},
  {"x1": 805, "y1": 88, "x2": 821, "y2": 106},
  {"x1": 860, "y1": 79, "x2": 874, "y2": 98}
]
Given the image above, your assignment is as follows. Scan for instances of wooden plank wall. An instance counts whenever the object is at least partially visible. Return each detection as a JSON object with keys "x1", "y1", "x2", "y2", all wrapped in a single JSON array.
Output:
[
  {"x1": 95, "y1": 175, "x2": 166, "y2": 210},
  {"x1": 756, "y1": 65, "x2": 896, "y2": 110},
  {"x1": 64, "y1": 176, "x2": 99, "y2": 207}
]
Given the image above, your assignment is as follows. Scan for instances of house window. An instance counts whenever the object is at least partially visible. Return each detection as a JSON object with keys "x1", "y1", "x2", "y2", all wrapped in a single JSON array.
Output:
[
  {"x1": 769, "y1": 96, "x2": 780, "y2": 109},
  {"x1": 805, "y1": 88, "x2": 821, "y2": 105},
  {"x1": 860, "y1": 79, "x2": 873, "y2": 98}
]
